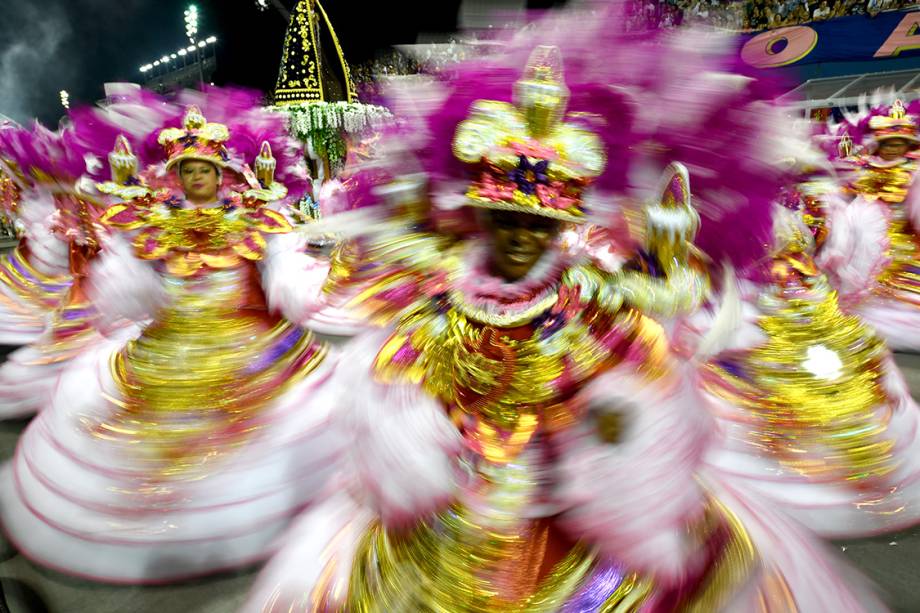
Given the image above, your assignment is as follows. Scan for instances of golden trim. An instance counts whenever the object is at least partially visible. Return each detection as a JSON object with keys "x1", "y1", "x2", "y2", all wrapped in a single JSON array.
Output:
[
  {"x1": 465, "y1": 196, "x2": 585, "y2": 223},
  {"x1": 682, "y1": 495, "x2": 758, "y2": 612}
]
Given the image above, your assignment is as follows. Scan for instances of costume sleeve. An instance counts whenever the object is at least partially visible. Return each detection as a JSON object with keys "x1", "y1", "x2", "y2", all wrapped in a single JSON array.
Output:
[
  {"x1": 17, "y1": 190, "x2": 71, "y2": 278},
  {"x1": 323, "y1": 229, "x2": 455, "y2": 327},
  {"x1": 553, "y1": 359, "x2": 712, "y2": 584},
  {"x1": 616, "y1": 263, "x2": 710, "y2": 319},
  {"x1": 259, "y1": 231, "x2": 333, "y2": 324},
  {"x1": 87, "y1": 231, "x2": 167, "y2": 327},
  {"x1": 336, "y1": 328, "x2": 463, "y2": 527}
]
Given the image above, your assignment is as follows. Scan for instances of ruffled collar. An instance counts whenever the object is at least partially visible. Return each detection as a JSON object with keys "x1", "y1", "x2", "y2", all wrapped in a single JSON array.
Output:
[{"x1": 448, "y1": 239, "x2": 569, "y2": 327}]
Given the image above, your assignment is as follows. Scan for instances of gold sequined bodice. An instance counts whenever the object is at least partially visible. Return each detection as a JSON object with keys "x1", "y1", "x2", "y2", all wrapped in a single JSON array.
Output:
[{"x1": 373, "y1": 261, "x2": 668, "y2": 464}]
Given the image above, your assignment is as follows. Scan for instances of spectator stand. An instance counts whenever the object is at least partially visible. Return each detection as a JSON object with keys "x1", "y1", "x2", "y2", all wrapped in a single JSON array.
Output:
[
  {"x1": 779, "y1": 69, "x2": 920, "y2": 119},
  {"x1": 623, "y1": 0, "x2": 917, "y2": 32}
]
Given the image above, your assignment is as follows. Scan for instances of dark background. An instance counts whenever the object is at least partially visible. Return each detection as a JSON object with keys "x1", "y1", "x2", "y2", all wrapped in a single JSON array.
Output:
[{"x1": 0, "y1": 0, "x2": 568, "y2": 126}]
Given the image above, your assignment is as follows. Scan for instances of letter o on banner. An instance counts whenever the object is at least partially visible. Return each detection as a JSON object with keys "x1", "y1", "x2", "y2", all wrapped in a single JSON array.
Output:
[{"x1": 741, "y1": 26, "x2": 819, "y2": 68}]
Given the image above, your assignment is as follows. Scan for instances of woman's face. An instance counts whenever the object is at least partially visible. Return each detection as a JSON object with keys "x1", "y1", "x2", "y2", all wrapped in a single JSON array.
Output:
[
  {"x1": 877, "y1": 138, "x2": 913, "y2": 161},
  {"x1": 179, "y1": 160, "x2": 220, "y2": 204},
  {"x1": 484, "y1": 209, "x2": 559, "y2": 282}
]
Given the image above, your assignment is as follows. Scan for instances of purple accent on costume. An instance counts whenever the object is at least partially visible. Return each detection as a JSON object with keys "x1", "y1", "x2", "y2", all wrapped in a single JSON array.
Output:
[
  {"x1": 510, "y1": 156, "x2": 550, "y2": 195},
  {"x1": 378, "y1": 283, "x2": 417, "y2": 305},
  {"x1": 533, "y1": 309, "x2": 566, "y2": 339},
  {"x1": 392, "y1": 341, "x2": 420, "y2": 366},
  {"x1": 245, "y1": 327, "x2": 303, "y2": 374},
  {"x1": 715, "y1": 358, "x2": 748, "y2": 381},
  {"x1": 432, "y1": 293, "x2": 451, "y2": 314},
  {"x1": 8, "y1": 255, "x2": 69, "y2": 293},
  {"x1": 625, "y1": 250, "x2": 662, "y2": 278},
  {"x1": 668, "y1": 176, "x2": 683, "y2": 203},
  {"x1": 61, "y1": 306, "x2": 94, "y2": 321},
  {"x1": 560, "y1": 561, "x2": 627, "y2": 612}
]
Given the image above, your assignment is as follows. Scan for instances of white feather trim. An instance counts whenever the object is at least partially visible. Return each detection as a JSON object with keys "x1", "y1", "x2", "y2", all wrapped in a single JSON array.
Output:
[
  {"x1": 261, "y1": 233, "x2": 331, "y2": 324},
  {"x1": 554, "y1": 363, "x2": 711, "y2": 583},
  {"x1": 87, "y1": 233, "x2": 167, "y2": 326},
  {"x1": 906, "y1": 181, "x2": 920, "y2": 234},
  {"x1": 856, "y1": 299, "x2": 920, "y2": 352},
  {"x1": 818, "y1": 196, "x2": 890, "y2": 303},
  {"x1": 338, "y1": 330, "x2": 463, "y2": 526},
  {"x1": 242, "y1": 494, "x2": 373, "y2": 613},
  {"x1": 692, "y1": 265, "x2": 744, "y2": 359},
  {"x1": 704, "y1": 479, "x2": 889, "y2": 612}
]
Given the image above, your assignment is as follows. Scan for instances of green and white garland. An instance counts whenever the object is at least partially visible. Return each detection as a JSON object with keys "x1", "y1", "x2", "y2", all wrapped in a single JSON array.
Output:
[
  {"x1": 280, "y1": 101, "x2": 392, "y2": 135},
  {"x1": 272, "y1": 101, "x2": 392, "y2": 170}
]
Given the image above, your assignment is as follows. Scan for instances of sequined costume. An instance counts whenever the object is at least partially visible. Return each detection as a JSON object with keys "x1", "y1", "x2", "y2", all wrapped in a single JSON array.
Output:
[
  {"x1": 0, "y1": 123, "x2": 155, "y2": 418},
  {"x1": 0, "y1": 104, "x2": 342, "y2": 582},
  {"x1": 0, "y1": 232, "x2": 110, "y2": 418},
  {"x1": 245, "y1": 46, "x2": 883, "y2": 612},
  {"x1": 819, "y1": 100, "x2": 920, "y2": 351},
  {"x1": 0, "y1": 168, "x2": 72, "y2": 346},
  {"x1": 686, "y1": 194, "x2": 920, "y2": 538}
]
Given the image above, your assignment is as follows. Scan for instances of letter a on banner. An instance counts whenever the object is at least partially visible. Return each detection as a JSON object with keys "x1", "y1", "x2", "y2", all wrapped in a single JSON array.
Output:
[
  {"x1": 875, "y1": 12, "x2": 920, "y2": 58},
  {"x1": 741, "y1": 26, "x2": 819, "y2": 68}
]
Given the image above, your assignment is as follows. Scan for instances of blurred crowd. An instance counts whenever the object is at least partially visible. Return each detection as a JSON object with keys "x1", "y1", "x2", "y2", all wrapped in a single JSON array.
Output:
[
  {"x1": 0, "y1": 215, "x2": 15, "y2": 239},
  {"x1": 626, "y1": 0, "x2": 917, "y2": 31}
]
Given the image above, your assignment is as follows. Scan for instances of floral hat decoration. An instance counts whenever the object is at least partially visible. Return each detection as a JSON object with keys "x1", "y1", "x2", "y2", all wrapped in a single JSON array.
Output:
[
  {"x1": 158, "y1": 105, "x2": 231, "y2": 170},
  {"x1": 868, "y1": 99, "x2": 919, "y2": 146},
  {"x1": 452, "y1": 45, "x2": 606, "y2": 223}
]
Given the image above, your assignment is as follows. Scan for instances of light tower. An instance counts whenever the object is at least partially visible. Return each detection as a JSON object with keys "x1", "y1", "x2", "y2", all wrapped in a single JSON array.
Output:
[
  {"x1": 184, "y1": 5, "x2": 205, "y2": 83},
  {"x1": 184, "y1": 5, "x2": 199, "y2": 43}
]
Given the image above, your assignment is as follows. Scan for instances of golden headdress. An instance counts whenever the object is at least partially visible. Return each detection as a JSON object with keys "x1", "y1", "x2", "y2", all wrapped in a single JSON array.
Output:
[
  {"x1": 452, "y1": 46, "x2": 606, "y2": 223},
  {"x1": 868, "y1": 100, "x2": 919, "y2": 145},
  {"x1": 158, "y1": 106, "x2": 231, "y2": 170}
]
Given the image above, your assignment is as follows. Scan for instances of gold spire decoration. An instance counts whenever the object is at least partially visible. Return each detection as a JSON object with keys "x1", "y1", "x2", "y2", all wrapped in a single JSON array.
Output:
[{"x1": 273, "y1": 0, "x2": 355, "y2": 105}]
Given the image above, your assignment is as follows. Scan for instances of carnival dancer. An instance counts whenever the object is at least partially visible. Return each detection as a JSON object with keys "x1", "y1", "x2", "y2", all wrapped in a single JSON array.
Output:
[
  {"x1": 0, "y1": 83, "x2": 355, "y2": 419},
  {"x1": 0, "y1": 127, "x2": 73, "y2": 346},
  {"x1": 0, "y1": 100, "x2": 344, "y2": 583},
  {"x1": 685, "y1": 181, "x2": 920, "y2": 539},
  {"x1": 244, "y1": 43, "x2": 884, "y2": 611},
  {"x1": 819, "y1": 99, "x2": 920, "y2": 350},
  {"x1": 0, "y1": 123, "x2": 137, "y2": 419}
]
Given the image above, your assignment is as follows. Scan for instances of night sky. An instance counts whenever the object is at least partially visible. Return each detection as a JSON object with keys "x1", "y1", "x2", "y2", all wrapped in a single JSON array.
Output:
[{"x1": 0, "y1": 0, "x2": 470, "y2": 126}]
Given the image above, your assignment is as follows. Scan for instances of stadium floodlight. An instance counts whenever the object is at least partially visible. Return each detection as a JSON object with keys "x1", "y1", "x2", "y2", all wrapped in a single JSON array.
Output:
[{"x1": 184, "y1": 5, "x2": 199, "y2": 43}]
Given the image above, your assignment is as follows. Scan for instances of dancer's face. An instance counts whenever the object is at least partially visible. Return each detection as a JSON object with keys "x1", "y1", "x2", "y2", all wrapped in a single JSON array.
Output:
[
  {"x1": 877, "y1": 138, "x2": 912, "y2": 161},
  {"x1": 484, "y1": 209, "x2": 559, "y2": 281},
  {"x1": 179, "y1": 160, "x2": 220, "y2": 204}
]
